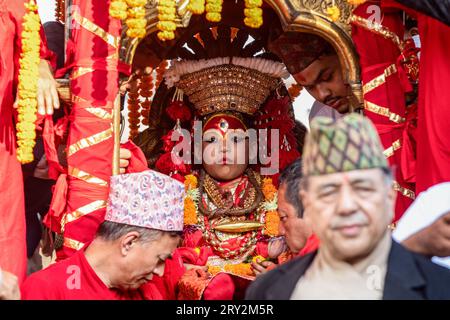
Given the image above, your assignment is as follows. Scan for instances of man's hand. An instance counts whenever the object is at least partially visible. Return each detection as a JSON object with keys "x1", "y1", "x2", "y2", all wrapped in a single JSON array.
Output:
[
  {"x1": 402, "y1": 212, "x2": 450, "y2": 257},
  {"x1": 14, "y1": 59, "x2": 61, "y2": 116},
  {"x1": 251, "y1": 260, "x2": 276, "y2": 277},
  {"x1": 0, "y1": 270, "x2": 20, "y2": 300},
  {"x1": 119, "y1": 147, "x2": 132, "y2": 174},
  {"x1": 37, "y1": 60, "x2": 60, "y2": 115}
]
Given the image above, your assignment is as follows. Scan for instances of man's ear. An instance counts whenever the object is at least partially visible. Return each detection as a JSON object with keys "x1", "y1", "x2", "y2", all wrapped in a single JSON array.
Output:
[{"x1": 120, "y1": 231, "x2": 140, "y2": 256}]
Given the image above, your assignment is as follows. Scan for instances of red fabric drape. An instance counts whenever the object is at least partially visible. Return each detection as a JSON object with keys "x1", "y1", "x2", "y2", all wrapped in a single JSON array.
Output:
[
  {"x1": 415, "y1": 17, "x2": 450, "y2": 193},
  {"x1": 382, "y1": 1, "x2": 450, "y2": 194},
  {"x1": 352, "y1": 1, "x2": 415, "y2": 221},
  {"x1": 50, "y1": 0, "x2": 121, "y2": 259}
]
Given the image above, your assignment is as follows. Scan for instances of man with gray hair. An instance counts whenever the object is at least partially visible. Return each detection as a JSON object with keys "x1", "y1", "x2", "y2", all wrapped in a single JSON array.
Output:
[
  {"x1": 21, "y1": 170, "x2": 184, "y2": 300},
  {"x1": 247, "y1": 114, "x2": 450, "y2": 300}
]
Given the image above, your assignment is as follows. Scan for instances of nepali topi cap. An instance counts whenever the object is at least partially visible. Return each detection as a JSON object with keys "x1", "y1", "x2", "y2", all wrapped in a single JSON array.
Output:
[
  {"x1": 302, "y1": 113, "x2": 388, "y2": 176},
  {"x1": 268, "y1": 32, "x2": 335, "y2": 75},
  {"x1": 105, "y1": 170, "x2": 185, "y2": 231}
]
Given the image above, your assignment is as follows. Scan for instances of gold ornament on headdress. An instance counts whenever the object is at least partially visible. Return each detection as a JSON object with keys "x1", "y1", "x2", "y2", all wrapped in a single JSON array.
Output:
[{"x1": 164, "y1": 57, "x2": 288, "y2": 116}]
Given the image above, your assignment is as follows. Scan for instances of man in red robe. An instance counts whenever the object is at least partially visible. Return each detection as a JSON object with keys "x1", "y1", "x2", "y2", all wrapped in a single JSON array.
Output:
[
  {"x1": 0, "y1": 0, "x2": 58, "y2": 285},
  {"x1": 21, "y1": 170, "x2": 184, "y2": 300}
]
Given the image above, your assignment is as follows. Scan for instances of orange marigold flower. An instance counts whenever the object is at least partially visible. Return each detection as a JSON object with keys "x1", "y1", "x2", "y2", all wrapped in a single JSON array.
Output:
[
  {"x1": 265, "y1": 210, "x2": 280, "y2": 237},
  {"x1": 184, "y1": 197, "x2": 197, "y2": 225},
  {"x1": 184, "y1": 174, "x2": 198, "y2": 190},
  {"x1": 262, "y1": 178, "x2": 277, "y2": 201},
  {"x1": 224, "y1": 263, "x2": 254, "y2": 277}
]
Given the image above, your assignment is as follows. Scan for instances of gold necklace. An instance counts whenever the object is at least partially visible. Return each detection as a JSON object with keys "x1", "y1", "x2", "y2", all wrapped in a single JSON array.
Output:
[{"x1": 199, "y1": 169, "x2": 262, "y2": 218}]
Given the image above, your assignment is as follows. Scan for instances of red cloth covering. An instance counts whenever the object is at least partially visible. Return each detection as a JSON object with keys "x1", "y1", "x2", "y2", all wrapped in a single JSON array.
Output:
[
  {"x1": 54, "y1": 0, "x2": 122, "y2": 260},
  {"x1": 415, "y1": 17, "x2": 450, "y2": 193},
  {"x1": 0, "y1": 0, "x2": 54, "y2": 284},
  {"x1": 21, "y1": 248, "x2": 148, "y2": 300},
  {"x1": 382, "y1": 0, "x2": 450, "y2": 193},
  {"x1": 351, "y1": 1, "x2": 415, "y2": 221}
]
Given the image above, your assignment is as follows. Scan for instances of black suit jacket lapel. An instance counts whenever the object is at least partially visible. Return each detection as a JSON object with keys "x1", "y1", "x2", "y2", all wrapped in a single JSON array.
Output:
[
  {"x1": 266, "y1": 252, "x2": 317, "y2": 300},
  {"x1": 383, "y1": 241, "x2": 426, "y2": 300}
]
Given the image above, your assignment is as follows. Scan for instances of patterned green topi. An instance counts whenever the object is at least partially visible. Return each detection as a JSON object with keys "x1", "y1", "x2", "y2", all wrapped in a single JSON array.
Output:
[{"x1": 302, "y1": 113, "x2": 388, "y2": 176}]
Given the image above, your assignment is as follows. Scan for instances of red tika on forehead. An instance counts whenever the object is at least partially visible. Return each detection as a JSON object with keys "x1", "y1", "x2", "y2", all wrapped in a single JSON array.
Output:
[{"x1": 203, "y1": 114, "x2": 247, "y2": 136}]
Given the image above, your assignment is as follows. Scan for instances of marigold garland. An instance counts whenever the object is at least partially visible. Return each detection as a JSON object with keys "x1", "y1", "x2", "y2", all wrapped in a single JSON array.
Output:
[
  {"x1": 109, "y1": 0, "x2": 147, "y2": 39},
  {"x1": 16, "y1": 0, "x2": 41, "y2": 164},
  {"x1": 127, "y1": 80, "x2": 141, "y2": 139},
  {"x1": 244, "y1": 0, "x2": 263, "y2": 28},
  {"x1": 138, "y1": 70, "x2": 154, "y2": 126},
  {"x1": 264, "y1": 211, "x2": 280, "y2": 237},
  {"x1": 205, "y1": 0, "x2": 222, "y2": 22},
  {"x1": 184, "y1": 174, "x2": 198, "y2": 190},
  {"x1": 187, "y1": 0, "x2": 205, "y2": 15},
  {"x1": 184, "y1": 174, "x2": 199, "y2": 226},
  {"x1": 157, "y1": 0, "x2": 177, "y2": 41},
  {"x1": 184, "y1": 197, "x2": 198, "y2": 225},
  {"x1": 261, "y1": 177, "x2": 279, "y2": 236},
  {"x1": 262, "y1": 177, "x2": 277, "y2": 201},
  {"x1": 155, "y1": 60, "x2": 168, "y2": 87}
]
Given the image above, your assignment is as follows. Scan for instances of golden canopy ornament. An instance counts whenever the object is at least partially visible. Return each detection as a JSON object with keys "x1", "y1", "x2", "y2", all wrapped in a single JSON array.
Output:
[
  {"x1": 115, "y1": 0, "x2": 363, "y2": 109},
  {"x1": 56, "y1": 1, "x2": 363, "y2": 109}
]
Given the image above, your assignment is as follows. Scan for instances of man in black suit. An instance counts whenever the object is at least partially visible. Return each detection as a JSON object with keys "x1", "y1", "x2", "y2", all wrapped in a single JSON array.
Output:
[{"x1": 246, "y1": 114, "x2": 450, "y2": 300}]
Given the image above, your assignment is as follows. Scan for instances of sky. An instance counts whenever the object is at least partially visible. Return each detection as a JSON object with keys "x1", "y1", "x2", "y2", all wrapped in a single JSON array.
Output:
[{"x1": 37, "y1": 0, "x2": 56, "y2": 23}]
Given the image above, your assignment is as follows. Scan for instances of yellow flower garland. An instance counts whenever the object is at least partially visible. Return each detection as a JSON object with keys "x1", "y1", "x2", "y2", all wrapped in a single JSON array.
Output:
[
  {"x1": 157, "y1": 0, "x2": 177, "y2": 41},
  {"x1": 244, "y1": 0, "x2": 263, "y2": 28},
  {"x1": 109, "y1": 0, "x2": 128, "y2": 20},
  {"x1": 205, "y1": 0, "x2": 222, "y2": 22},
  {"x1": 16, "y1": 0, "x2": 41, "y2": 164},
  {"x1": 109, "y1": 0, "x2": 147, "y2": 39},
  {"x1": 187, "y1": 0, "x2": 205, "y2": 15}
]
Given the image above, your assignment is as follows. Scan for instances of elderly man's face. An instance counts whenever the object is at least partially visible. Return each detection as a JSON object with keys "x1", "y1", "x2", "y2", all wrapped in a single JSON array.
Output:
[
  {"x1": 301, "y1": 168, "x2": 395, "y2": 263},
  {"x1": 278, "y1": 184, "x2": 311, "y2": 254},
  {"x1": 293, "y1": 55, "x2": 351, "y2": 114},
  {"x1": 119, "y1": 233, "x2": 180, "y2": 290}
]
